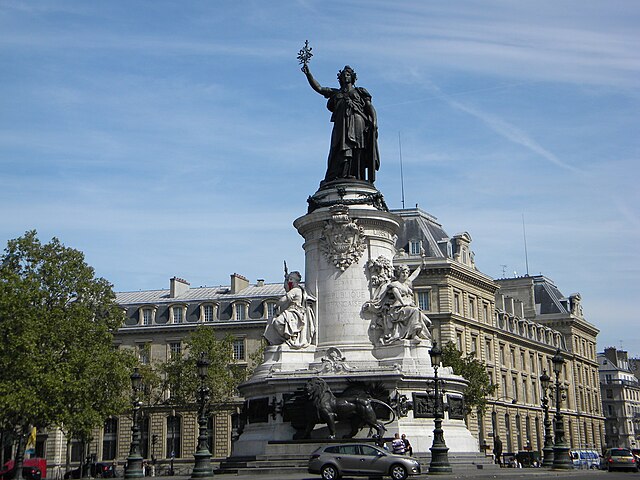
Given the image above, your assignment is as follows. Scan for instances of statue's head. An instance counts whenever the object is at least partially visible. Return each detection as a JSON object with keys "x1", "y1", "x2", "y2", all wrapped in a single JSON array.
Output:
[
  {"x1": 396, "y1": 264, "x2": 410, "y2": 279},
  {"x1": 337, "y1": 65, "x2": 357, "y2": 87},
  {"x1": 288, "y1": 271, "x2": 302, "y2": 284}
]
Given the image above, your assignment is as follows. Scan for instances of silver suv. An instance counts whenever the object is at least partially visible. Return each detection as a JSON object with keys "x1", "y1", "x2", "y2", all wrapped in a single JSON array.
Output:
[{"x1": 308, "y1": 443, "x2": 421, "y2": 480}]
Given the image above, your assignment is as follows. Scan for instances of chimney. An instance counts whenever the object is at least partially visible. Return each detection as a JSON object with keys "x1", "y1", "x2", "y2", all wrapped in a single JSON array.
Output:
[
  {"x1": 170, "y1": 277, "x2": 190, "y2": 298},
  {"x1": 604, "y1": 347, "x2": 618, "y2": 366},
  {"x1": 505, "y1": 296, "x2": 514, "y2": 315},
  {"x1": 256, "y1": 279, "x2": 265, "y2": 287},
  {"x1": 230, "y1": 273, "x2": 249, "y2": 294}
]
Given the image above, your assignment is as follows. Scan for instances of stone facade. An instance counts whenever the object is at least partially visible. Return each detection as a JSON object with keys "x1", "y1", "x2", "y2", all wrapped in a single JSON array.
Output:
[
  {"x1": 599, "y1": 348, "x2": 640, "y2": 449},
  {"x1": 393, "y1": 207, "x2": 605, "y2": 455}
]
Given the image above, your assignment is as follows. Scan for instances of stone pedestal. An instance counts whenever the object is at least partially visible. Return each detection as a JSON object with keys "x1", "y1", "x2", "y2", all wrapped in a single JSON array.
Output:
[{"x1": 233, "y1": 181, "x2": 478, "y2": 457}]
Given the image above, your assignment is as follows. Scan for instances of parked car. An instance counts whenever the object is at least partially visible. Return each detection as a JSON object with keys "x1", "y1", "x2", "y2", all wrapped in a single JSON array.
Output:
[
  {"x1": 0, "y1": 464, "x2": 42, "y2": 480},
  {"x1": 64, "y1": 462, "x2": 117, "y2": 479},
  {"x1": 602, "y1": 448, "x2": 638, "y2": 472},
  {"x1": 308, "y1": 443, "x2": 421, "y2": 480}
]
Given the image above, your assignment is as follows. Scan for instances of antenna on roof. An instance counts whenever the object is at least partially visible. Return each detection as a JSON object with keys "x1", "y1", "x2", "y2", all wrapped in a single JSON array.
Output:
[
  {"x1": 398, "y1": 131, "x2": 405, "y2": 209},
  {"x1": 500, "y1": 264, "x2": 507, "y2": 277},
  {"x1": 522, "y1": 213, "x2": 530, "y2": 276}
]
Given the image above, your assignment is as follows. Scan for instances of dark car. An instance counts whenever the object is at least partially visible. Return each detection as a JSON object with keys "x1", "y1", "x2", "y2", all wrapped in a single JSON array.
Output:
[
  {"x1": 0, "y1": 465, "x2": 42, "y2": 480},
  {"x1": 308, "y1": 443, "x2": 421, "y2": 480},
  {"x1": 64, "y1": 462, "x2": 117, "y2": 479},
  {"x1": 603, "y1": 448, "x2": 638, "y2": 472}
]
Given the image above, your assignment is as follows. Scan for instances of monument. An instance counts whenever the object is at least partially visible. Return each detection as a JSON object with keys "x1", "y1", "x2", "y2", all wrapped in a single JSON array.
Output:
[{"x1": 232, "y1": 43, "x2": 478, "y2": 457}]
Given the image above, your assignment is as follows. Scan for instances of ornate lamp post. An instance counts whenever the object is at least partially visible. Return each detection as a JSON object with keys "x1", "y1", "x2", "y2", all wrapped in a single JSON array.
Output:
[
  {"x1": 190, "y1": 352, "x2": 213, "y2": 479},
  {"x1": 551, "y1": 349, "x2": 572, "y2": 469},
  {"x1": 125, "y1": 368, "x2": 144, "y2": 478},
  {"x1": 539, "y1": 370, "x2": 554, "y2": 467},
  {"x1": 428, "y1": 341, "x2": 452, "y2": 474}
]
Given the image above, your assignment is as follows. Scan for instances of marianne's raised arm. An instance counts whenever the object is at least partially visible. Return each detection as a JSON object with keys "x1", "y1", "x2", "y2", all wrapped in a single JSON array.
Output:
[{"x1": 302, "y1": 64, "x2": 329, "y2": 96}]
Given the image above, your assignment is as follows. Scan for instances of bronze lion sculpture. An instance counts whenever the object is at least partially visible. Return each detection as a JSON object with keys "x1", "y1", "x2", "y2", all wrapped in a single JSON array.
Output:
[{"x1": 299, "y1": 377, "x2": 388, "y2": 440}]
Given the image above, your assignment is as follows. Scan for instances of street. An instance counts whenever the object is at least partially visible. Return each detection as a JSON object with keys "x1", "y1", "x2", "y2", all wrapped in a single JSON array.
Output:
[{"x1": 146, "y1": 470, "x2": 640, "y2": 480}]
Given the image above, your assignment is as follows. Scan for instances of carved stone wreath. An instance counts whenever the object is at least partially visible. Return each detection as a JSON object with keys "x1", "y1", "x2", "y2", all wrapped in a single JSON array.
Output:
[{"x1": 319, "y1": 205, "x2": 367, "y2": 271}]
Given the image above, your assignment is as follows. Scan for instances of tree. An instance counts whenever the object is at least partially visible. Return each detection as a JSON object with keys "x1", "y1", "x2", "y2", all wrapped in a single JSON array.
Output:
[
  {"x1": 441, "y1": 341, "x2": 497, "y2": 415},
  {"x1": 159, "y1": 326, "x2": 246, "y2": 408},
  {"x1": 0, "y1": 231, "x2": 134, "y2": 471}
]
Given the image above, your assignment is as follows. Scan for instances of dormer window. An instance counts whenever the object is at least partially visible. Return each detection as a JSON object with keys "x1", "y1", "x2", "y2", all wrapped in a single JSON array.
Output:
[
  {"x1": 409, "y1": 240, "x2": 422, "y2": 255},
  {"x1": 199, "y1": 303, "x2": 218, "y2": 323},
  {"x1": 170, "y1": 305, "x2": 186, "y2": 324},
  {"x1": 233, "y1": 301, "x2": 249, "y2": 321},
  {"x1": 263, "y1": 301, "x2": 277, "y2": 319},
  {"x1": 138, "y1": 306, "x2": 157, "y2": 326}
]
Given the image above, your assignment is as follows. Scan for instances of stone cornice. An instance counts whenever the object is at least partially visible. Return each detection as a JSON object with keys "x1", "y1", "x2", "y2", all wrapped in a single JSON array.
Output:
[{"x1": 115, "y1": 319, "x2": 267, "y2": 337}]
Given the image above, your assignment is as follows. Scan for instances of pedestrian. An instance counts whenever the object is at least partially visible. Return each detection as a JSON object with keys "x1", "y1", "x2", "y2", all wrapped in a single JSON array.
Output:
[
  {"x1": 493, "y1": 435, "x2": 503, "y2": 466},
  {"x1": 401, "y1": 434, "x2": 413, "y2": 456},
  {"x1": 391, "y1": 433, "x2": 406, "y2": 455}
]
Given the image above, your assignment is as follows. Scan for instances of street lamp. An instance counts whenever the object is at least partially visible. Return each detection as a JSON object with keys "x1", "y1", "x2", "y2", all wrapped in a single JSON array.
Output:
[
  {"x1": 428, "y1": 341, "x2": 452, "y2": 474},
  {"x1": 190, "y1": 352, "x2": 213, "y2": 479},
  {"x1": 551, "y1": 349, "x2": 572, "y2": 469},
  {"x1": 539, "y1": 370, "x2": 554, "y2": 467},
  {"x1": 125, "y1": 368, "x2": 144, "y2": 478}
]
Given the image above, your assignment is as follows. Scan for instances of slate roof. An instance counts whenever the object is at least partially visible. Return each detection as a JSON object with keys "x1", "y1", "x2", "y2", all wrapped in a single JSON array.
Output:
[
  {"x1": 116, "y1": 283, "x2": 285, "y2": 306},
  {"x1": 392, "y1": 208, "x2": 450, "y2": 258},
  {"x1": 532, "y1": 276, "x2": 570, "y2": 315}
]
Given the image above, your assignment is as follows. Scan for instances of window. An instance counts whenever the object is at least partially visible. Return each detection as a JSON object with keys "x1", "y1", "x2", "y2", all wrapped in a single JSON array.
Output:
[
  {"x1": 169, "y1": 342, "x2": 181, "y2": 359},
  {"x1": 409, "y1": 240, "x2": 422, "y2": 255},
  {"x1": 530, "y1": 354, "x2": 535, "y2": 374},
  {"x1": 482, "y1": 303, "x2": 489, "y2": 322},
  {"x1": 453, "y1": 292, "x2": 461, "y2": 314},
  {"x1": 266, "y1": 302, "x2": 277, "y2": 318},
  {"x1": 360, "y1": 445, "x2": 380, "y2": 456},
  {"x1": 166, "y1": 415, "x2": 181, "y2": 458},
  {"x1": 233, "y1": 339, "x2": 245, "y2": 361},
  {"x1": 234, "y1": 303, "x2": 248, "y2": 321},
  {"x1": 456, "y1": 331, "x2": 463, "y2": 350},
  {"x1": 510, "y1": 348, "x2": 516, "y2": 368},
  {"x1": 485, "y1": 339, "x2": 493, "y2": 363},
  {"x1": 606, "y1": 389, "x2": 613, "y2": 399},
  {"x1": 202, "y1": 304, "x2": 215, "y2": 322},
  {"x1": 416, "y1": 290, "x2": 430, "y2": 311},
  {"x1": 512, "y1": 376, "x2": 519, "y2": 401},
  {"x1": 207, "y1": 416, "x2": 215, "y2": 457},
  {"x1": 469, "y1": 297, "x2": 476, "y2": 319},
  {"x1": 171, "y1": 306, "x2": 183, "y2": 324},
  {"x1": 137, "y1": 344, "x2": 150, "y2": 365},
  {"x1": 102, "y1": 418, "x2": 118, "y2": 460},
  {"x1": 139, "y1": 416, "x2": 150, "y2": 459},
  {"x1": 470, "y1": 335, "x2": 478, "y2": 356},
  {"x1": 499, "y1": 344, "x2": 506, "y2": 364},
  {"x1": 70, "y1": 438, "x2": 83, "y2": 462},
  {"x1": 520, "y1": 351, "x2": 526, "y2": 370},
  {"x1": 140, "y1": 308, "x2": 153, "y2": 325},
  {"x1": 522, "y1": 378, "x2": 528, "y2": 403}
]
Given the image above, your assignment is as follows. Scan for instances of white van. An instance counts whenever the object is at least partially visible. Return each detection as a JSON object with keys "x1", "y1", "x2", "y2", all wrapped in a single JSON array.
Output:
[{"x1": 570, "y1": 449, "x2": 600, "y2": 469}]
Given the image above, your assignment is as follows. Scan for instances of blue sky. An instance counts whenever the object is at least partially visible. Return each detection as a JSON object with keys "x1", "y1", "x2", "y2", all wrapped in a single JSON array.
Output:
[{"x1": 1, "y1": 1, "x2": 638, "y2": 354}]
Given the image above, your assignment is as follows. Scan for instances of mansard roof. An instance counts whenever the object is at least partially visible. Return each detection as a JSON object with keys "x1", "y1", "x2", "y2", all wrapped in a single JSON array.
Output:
[
  {"x1": 117, "y1": 282, "x2": 285, "y2": 306},
  {"x1": 392, "y1": 207, "x2": 450, "y2": 258},
  {"x1": 532, "y1": 276, "x2": 570, "y2": 315}
]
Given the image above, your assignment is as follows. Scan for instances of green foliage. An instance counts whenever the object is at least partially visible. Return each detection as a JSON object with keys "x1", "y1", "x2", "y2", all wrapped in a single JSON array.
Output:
[
  {"x1": 441, "y1": 341, "x2": 497, "y2": 415},
  {"x1": 0, "y1": 231, "x2": 133, "y2": 438},
  {"x1": 158, "y1": 326, "x2": 246, "y2": 408}
]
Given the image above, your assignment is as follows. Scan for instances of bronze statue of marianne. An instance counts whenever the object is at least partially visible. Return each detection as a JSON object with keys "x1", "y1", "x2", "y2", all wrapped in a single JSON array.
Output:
[{"x1": 302, "y1": 63, "x2": 380, "y2": 184}]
